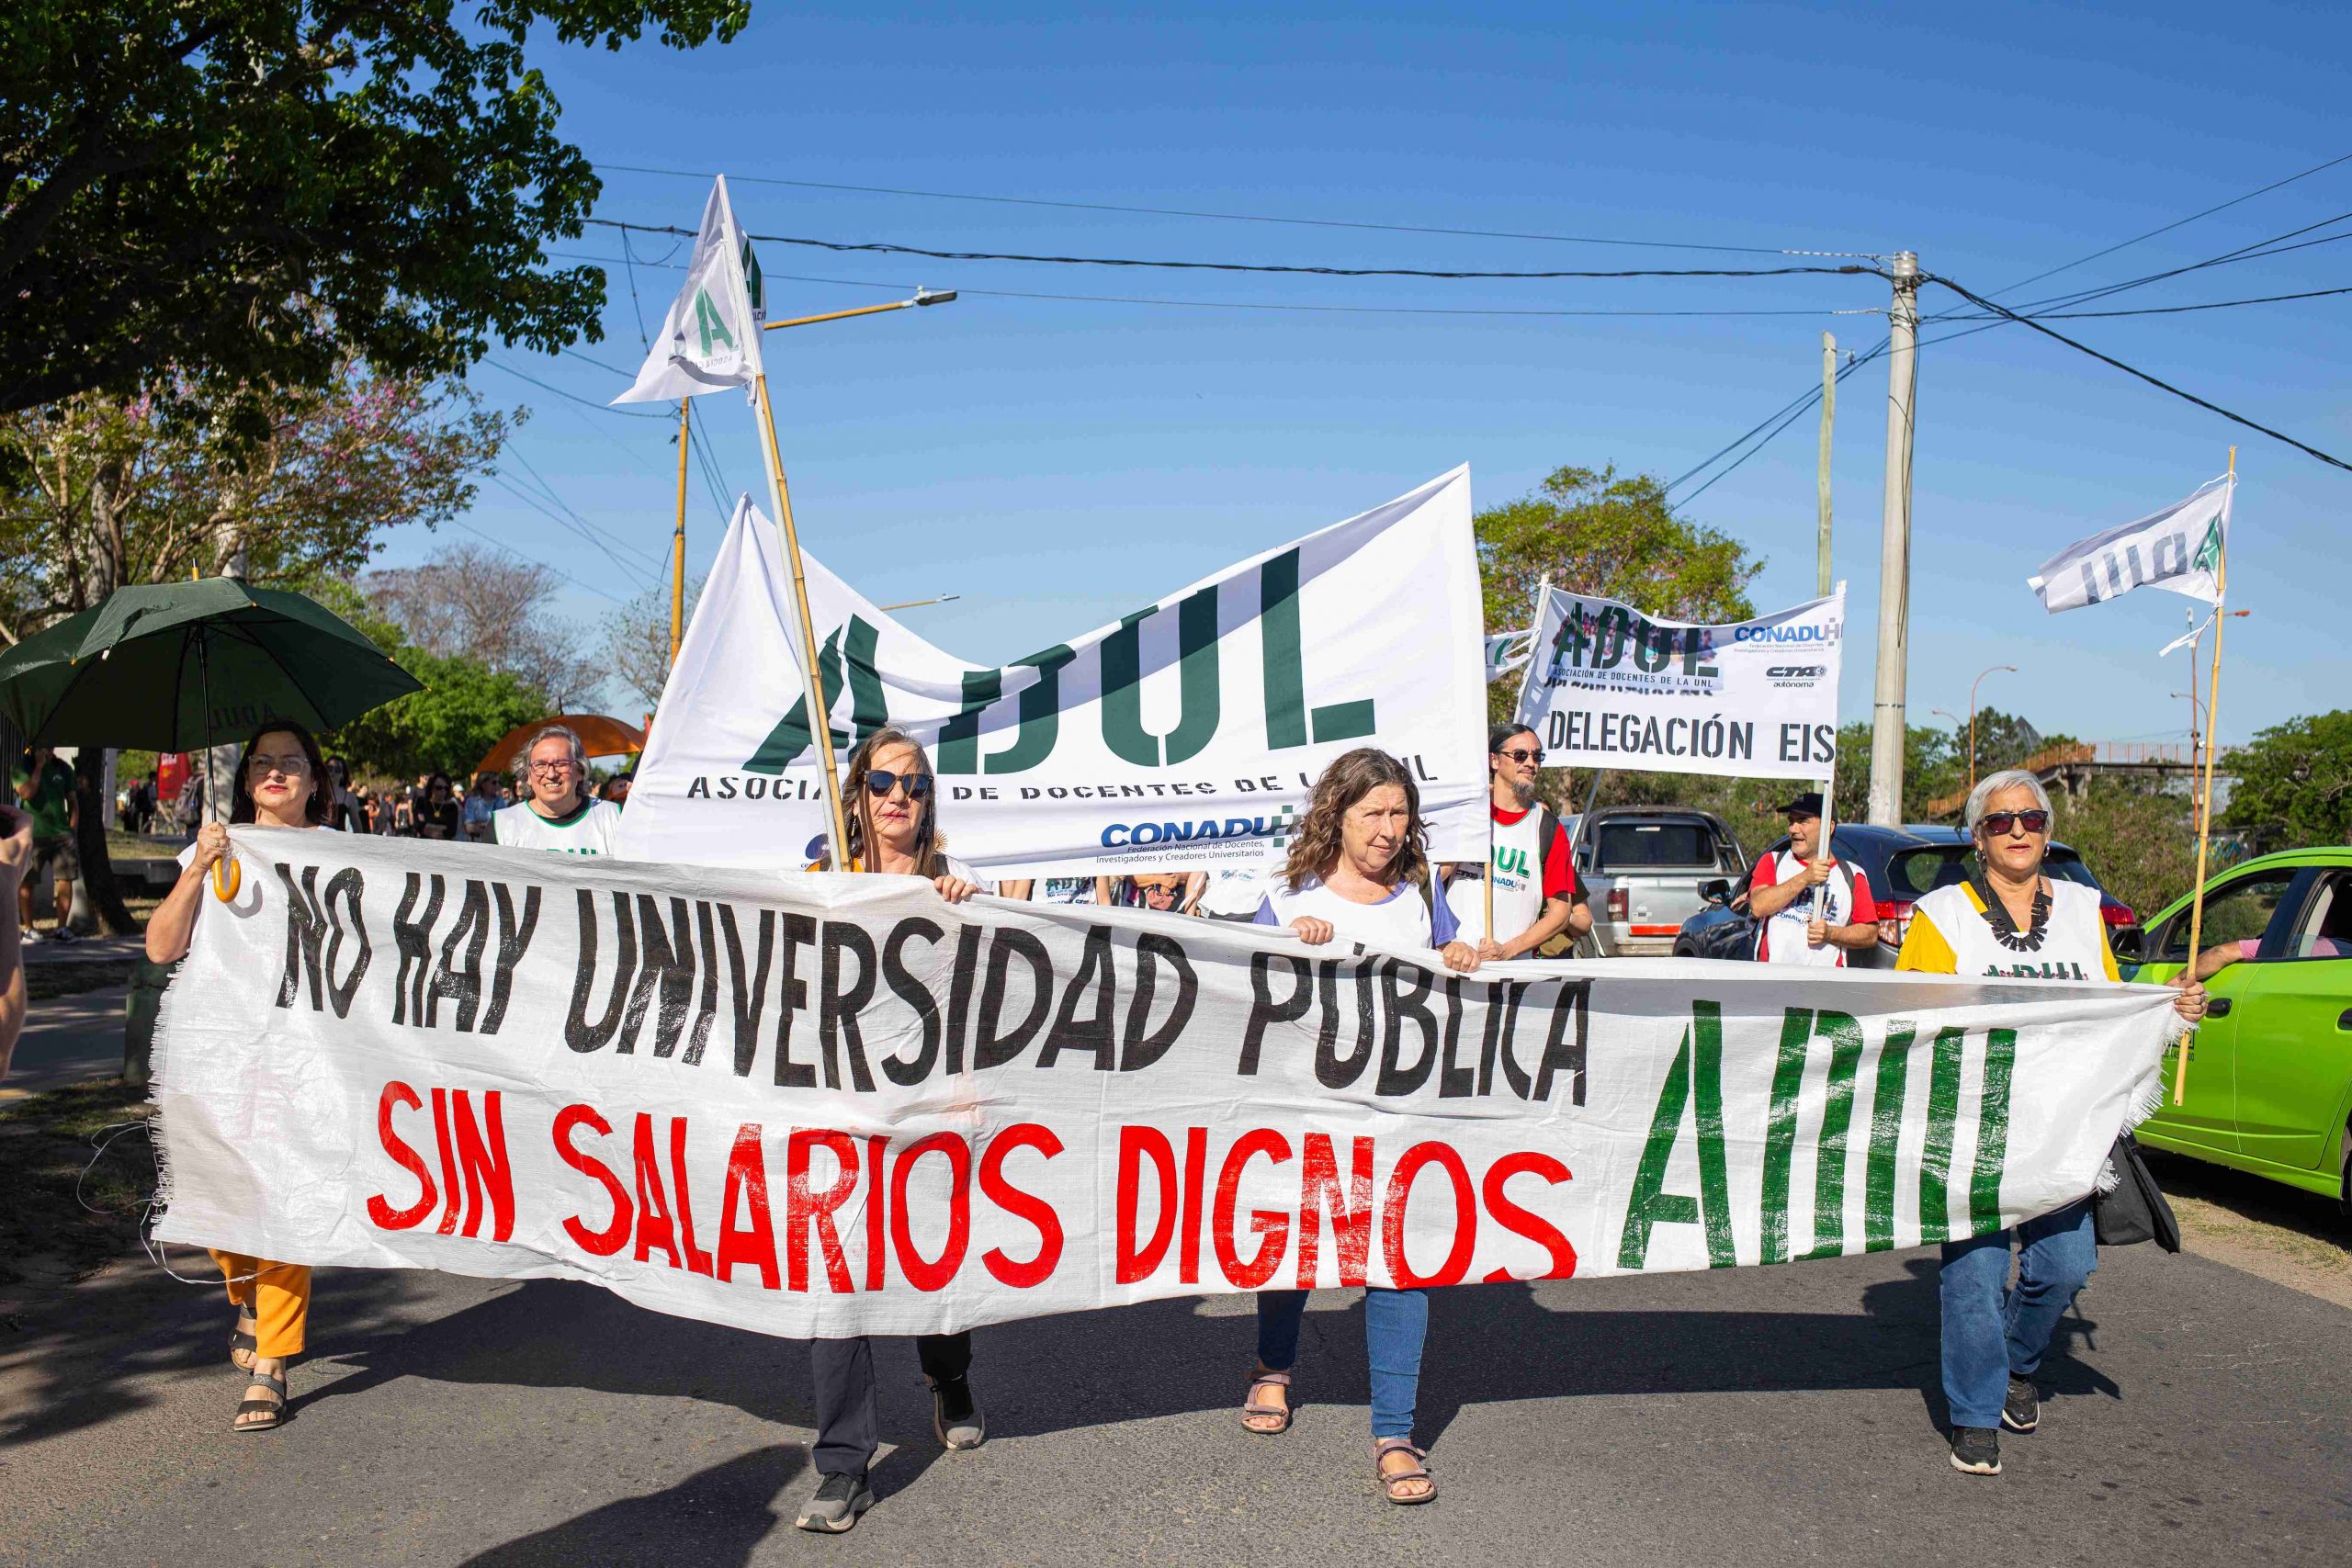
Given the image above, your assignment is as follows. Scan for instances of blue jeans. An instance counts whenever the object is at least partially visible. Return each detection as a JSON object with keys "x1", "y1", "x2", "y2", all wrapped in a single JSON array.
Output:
[
  {"x1": 1938, "y1": 1198, "x2": 2098, "y2": 1429},
  {"x1": 1256, "y1": 1286, "x2": 1429, "y2": 1441}
]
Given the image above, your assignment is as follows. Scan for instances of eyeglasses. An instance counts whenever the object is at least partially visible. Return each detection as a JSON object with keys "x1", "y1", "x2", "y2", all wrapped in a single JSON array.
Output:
[
  {"x1": 245, "y1": 754, "x2": 309, "y2": 777},
  {"x1": 1981, "y1": 808, "x2": 2051, "y2": 837},
  {"x1": 527, "y1": 760, "x2": 579, "y2": 777},
  {"x1": 863, "y1": 768, "x2": 933, "y2": 800},
  {"x1": 1138, "y1": 882, "x2": 1182, "y2": 897},
  {"x1": 1495, "y1": 747, "x2": 1544, "y2": 764}
]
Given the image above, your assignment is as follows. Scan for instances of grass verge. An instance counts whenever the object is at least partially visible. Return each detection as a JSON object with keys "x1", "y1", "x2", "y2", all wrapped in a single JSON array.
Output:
[{"x1": 0, "y1": 1078, "x2": 155, "y2": 1289}]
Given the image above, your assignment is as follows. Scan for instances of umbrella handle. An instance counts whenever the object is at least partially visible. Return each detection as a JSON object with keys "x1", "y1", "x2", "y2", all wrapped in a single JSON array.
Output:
[{"x1": 210, "y1": 854, "x2": 241, "y2": 902}]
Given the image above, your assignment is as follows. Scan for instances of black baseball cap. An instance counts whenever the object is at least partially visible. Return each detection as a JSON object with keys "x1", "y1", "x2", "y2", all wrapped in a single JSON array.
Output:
[{"x1": 1774, "y1": 791, "x2": 1825, "y2": 817}]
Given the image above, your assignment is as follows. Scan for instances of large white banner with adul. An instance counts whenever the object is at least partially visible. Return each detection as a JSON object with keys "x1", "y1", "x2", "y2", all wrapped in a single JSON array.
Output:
[
  {"x1": 150, "y1": 832, "x2": 2173, "y2": 1340},
  {"x1": 1514, "y1": 587, "x2": 1847, "y2": 780},
  {"x1": 618, "y1": 469, "x2": 1488, "y2": 877}
]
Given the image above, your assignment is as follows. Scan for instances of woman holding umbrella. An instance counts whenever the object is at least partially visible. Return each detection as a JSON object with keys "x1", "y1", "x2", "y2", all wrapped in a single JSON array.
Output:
[{"x1": 146, "y1": 717, "x2": 335, "y2": 1434}]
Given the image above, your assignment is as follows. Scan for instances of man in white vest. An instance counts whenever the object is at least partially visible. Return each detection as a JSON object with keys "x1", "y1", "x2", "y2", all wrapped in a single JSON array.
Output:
[
  {"x1": 492, "y1": 725, "x2": 623, "y2": 856},
  {"x1": 1442, "y1": 723, "x2": 1589, "y2": 961},
  {"x1": 1746, "y1": 791, "x2": 1878, "y2": 965}
]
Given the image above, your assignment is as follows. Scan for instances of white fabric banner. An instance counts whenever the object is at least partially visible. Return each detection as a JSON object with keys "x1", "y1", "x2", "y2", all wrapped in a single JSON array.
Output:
[
  {"x1": 1513, "y1": 587, "x2": 1846, "y2": 779},
  {"x1": 151, "y1": 832, "x2": 2173, "y2": 1340},
  {"x1": 611, "y1": 175, "x2": 767, "y2": 404},
  {"x1": 2028, "y1": 474, "x2": 2231, "y2": 616},
  {"x1": 618, "y1": 469, "x2": 1488, "y2": 877}
]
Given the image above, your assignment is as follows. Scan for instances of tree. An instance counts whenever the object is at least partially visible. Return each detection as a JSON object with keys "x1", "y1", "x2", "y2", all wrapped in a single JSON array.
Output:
[
  {"x1": 324, "y1": 649, "x2": 548, "y2": 783},
  {"x1": 1479, "y1": 464, "x2": 1761, "y2": 720},
  {"x1": 1831, "y1": 721, "x2": 1961, "y2": 826},
  {"x1": 2052, "y1": 778, "x2": 2202, "y2": 927},
  {"x1": 365, "y1": 542, "x2": 601, "y2": 712},
  {"x1": 0, "y1": 365, "x2": 509, "y2": 641},
  {"x1": 2226, "y1": 709, "x2": 2352, "y2": 847},
  {"x1": 602, "y1": 573, "x2": 706, "y2": 713},
  {"x1": 0, "y1": 0, "x2": 749, "y2": 418}
]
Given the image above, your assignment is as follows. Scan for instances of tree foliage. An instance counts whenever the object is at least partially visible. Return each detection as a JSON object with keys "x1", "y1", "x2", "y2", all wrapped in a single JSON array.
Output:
[
  {"x1": 366, "y1": 542, "x2": 601, "y2": 711},
  {"x1": 602, "y1": 572, "x2": 705, "y2": 712},
  {"x1": 2225, "y1": 709, "x2": 2352, "y2": 847},
  {"x1": 324, "y1": 648, "x2": 547, "y2": 782},
  {"x1": 2052, "y1": 778, "x2": 2202, "y2": 926},
  {"x1": 0, "y1": 365, "x2": 508, "y2": 637},
  {"x1": 0, "y1": 0, "x2": 749, "y2": 418}
]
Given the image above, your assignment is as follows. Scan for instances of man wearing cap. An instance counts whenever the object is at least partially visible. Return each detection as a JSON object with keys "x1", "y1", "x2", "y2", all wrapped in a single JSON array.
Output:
[{"x1": 1746, "y1": 792, "x2": 1878, "y2": 965}]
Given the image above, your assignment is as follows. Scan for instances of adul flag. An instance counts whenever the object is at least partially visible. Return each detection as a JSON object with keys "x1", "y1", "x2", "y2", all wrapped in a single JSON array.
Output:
[
  {"x1": 612, "y1": 176, "x2": 766, "y2": 403},
  {"x1": 2028, "y1": 474, "x2": 2232, "y2": 616}
]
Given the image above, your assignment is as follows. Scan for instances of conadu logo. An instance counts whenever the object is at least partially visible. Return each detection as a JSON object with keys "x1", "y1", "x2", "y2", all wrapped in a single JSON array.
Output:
[{"x1": 741, "y1": 547, "x2": 1377, "y2": 775}]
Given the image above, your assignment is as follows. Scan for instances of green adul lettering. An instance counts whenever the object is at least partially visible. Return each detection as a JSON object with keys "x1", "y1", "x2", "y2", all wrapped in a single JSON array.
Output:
[
  {"x1": 1617, "y1": 999, "x2": 1736, "y2": 1269},
  {"x1": 692, "y1": 288, "x2": 737, "y2": 357}
]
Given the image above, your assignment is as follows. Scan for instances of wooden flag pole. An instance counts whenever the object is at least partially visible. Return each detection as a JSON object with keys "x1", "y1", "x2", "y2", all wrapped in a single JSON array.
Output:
[
  {"x1": 2173, "y1": 446, "x2": 2234, "y2": 1106},
  {"x1": 1492, "y1": 575, "x2": 1554, "y2": 945},
  {"x1": 752, "y1": 373, "x2": 853, "y2": 869},
  {"x1": 671, "y1": 399, "x2": 692, "y2": 666}
]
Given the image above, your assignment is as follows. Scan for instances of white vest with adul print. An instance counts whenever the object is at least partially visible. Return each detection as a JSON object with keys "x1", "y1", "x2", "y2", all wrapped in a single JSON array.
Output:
[
  {"x1": 1758, "y1": 852, "x2": 1857, "y2": 969},
  {"x1": 1443, "y1": 807, "x2": 1546, "y2": 943},
  {"x1": 1916, "y1": 879, "x2": 2109, "y2": 981}
]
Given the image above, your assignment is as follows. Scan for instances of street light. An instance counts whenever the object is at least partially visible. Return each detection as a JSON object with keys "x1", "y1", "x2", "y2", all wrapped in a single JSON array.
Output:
[
  {"x1": 2180, "y1": 606, "x2": 2251, "y2": 769},
  {"x1": 1968, "y1": 664, "x2": 2018, "y2": 792},
  {"x1": 761, "y1": 287, "x2": 960, "y2": 333},
  {"x1": 876, "y1": 593, "x2": 963, "y2": 613}
]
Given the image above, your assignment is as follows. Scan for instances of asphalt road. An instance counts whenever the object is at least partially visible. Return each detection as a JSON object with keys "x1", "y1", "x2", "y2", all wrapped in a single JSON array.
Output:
[{"x1": 1, "y1": 1233, "x2": 2346, "y2": 1567}]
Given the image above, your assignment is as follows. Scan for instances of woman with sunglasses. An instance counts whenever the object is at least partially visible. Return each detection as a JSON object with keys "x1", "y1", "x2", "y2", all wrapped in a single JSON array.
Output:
[
  {"x1": 145, "y1": 718, "x2": 337, "y2": 1434},
  {"x1": 795, "y1": 725, "x2": 987, "y2": 1532},
  {"x1": 1895, "y1": 768, "x2": 2204, "y2": 1478}
]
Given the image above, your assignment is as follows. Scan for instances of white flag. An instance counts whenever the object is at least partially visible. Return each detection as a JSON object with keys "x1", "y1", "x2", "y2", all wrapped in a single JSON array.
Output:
[
  {"x1": 2028, "y1": 475, "x2": 2231, "y2": 615},
  {"x1": 611, "y1": 176, "x2": 766, "y2": 403},
  {"x1": 1485, "y1": 626, "x2": 1533, "y2": 683}
]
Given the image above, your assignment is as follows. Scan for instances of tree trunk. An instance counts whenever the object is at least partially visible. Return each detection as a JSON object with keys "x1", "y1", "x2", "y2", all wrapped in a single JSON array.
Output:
[{"x1": 74, "y1": 750, "x2": 138, "y2": 935}]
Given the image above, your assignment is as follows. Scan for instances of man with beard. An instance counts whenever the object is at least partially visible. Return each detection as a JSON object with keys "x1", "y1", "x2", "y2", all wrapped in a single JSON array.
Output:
[{"x1": 1440, "y1": 722, "x2": 1589, "y2": 962}]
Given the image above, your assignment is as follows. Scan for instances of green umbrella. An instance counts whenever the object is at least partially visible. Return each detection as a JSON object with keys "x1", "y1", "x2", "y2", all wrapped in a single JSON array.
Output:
[{"x1": 0, "y1": 577, "x2": 422, "y2": 750}]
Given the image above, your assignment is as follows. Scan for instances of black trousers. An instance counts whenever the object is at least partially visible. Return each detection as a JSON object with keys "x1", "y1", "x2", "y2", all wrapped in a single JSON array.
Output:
[{"x1": 810, "y1": 1333, "x2": 971, "y2": 1478}]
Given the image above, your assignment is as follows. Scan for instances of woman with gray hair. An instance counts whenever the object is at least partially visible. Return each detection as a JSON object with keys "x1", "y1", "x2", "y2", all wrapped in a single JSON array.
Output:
[
  {"x1": 1896, "y1": 766, "x2": 2204, "y2": 1477},
  {"x1": 492, "y1": 724, "x2": 621, "y2": 856}
]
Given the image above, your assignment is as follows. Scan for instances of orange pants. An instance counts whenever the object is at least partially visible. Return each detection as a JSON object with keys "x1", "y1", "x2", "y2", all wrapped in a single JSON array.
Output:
[{"x1": 212, "y1": 1252, "x2": 311, "y2": 1359}]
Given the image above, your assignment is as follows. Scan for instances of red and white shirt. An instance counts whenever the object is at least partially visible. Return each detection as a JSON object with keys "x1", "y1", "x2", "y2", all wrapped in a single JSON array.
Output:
[
  {"x1": 1748, "y1": 851, "x2": 1878, "y2": 967},
  {"x1": 1442, "y1": 803, "x2": 1582, "y2": 945}
]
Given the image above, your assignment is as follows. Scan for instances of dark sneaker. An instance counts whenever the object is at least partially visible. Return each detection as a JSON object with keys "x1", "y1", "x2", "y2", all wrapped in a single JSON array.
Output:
[
  {"x1": 930, "y1": 1374, "x2": 986, "y2": 1450},
  {"x1": 2001, "y1": 1375, "x2": 2040, "y2": 1434},
  {"x1": 1948, "y1": 1426, "x2": 2002, "y2": 1476},
  {"x1": 795, "y1": 1472, "x2": 874, "y2": 1533}
]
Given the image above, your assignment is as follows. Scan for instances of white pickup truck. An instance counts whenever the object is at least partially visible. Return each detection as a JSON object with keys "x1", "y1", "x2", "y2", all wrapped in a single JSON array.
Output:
[{"x1": 1570, "y1": 807, "x2": 1750, "y2": 957}]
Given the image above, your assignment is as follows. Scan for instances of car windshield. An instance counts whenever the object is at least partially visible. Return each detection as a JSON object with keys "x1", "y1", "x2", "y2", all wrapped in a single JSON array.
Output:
[
  {"x1": 1598, "y1": 821, "x2": 1721, "y2": 871},
  {"x1": 1883, "y1": 844, "x2": 2099, "y2": 899}
]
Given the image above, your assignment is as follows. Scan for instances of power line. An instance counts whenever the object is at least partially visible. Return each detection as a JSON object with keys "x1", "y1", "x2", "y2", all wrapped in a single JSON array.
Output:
[
  {"x1": 582, "y1": 217, "x2": 1883, "y2": 282},
  {"x1": 481, "y1": 356, "x2": 674, "y2": 420},
  {"x1": 445, "y1": 519, "x2": 627, "y2": 604},
  {"x1": 594, "y1": 159, "x2": 1865, "y2": 257},
  {"x1": 1921, "y1": 271, "x2": 2352, "y2": 472}
]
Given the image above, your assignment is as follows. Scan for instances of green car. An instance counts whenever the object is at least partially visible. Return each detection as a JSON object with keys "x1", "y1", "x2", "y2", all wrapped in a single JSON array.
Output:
[{"x1": 2127, "y1": 848, "x2": 2352, "y2": 1215}]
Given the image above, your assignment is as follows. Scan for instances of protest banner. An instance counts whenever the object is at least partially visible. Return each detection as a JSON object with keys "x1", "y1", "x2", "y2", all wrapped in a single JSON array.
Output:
[
  {"x1": 617, "y1": 468, "x2": 1489, "y2": 877},
  {"x1": 1513, "y1": 587, "x2": 1847, "y2": 780},
  {"x1": 151, "y1": 831, "x2": 2173, "y2": 1340}
]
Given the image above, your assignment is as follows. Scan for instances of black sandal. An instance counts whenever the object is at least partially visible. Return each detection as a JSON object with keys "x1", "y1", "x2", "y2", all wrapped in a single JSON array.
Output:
[{"x1": 233, "y1": 1369, "x2": 288, "y2": 1433}]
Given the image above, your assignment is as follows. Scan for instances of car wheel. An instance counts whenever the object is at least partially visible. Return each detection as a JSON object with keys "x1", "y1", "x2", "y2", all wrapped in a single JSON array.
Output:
[{"x1": 1673, "y1": 942, "x2": 1694, "y2": 957}]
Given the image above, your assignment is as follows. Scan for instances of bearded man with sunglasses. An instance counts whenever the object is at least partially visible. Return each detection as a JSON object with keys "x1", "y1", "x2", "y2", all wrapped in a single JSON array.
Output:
[
  {"x1": 1440, "y1": 723, "x2": 1589, "y2": 963},
  {"x1": 1895, "y1": 768, "x2": 2205, "y2": 1479}
]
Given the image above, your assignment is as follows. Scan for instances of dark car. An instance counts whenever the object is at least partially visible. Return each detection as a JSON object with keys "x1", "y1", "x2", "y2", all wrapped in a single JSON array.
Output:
[{"x1": 1673, "y1": 822, "x2": 2140, "y2": 967}]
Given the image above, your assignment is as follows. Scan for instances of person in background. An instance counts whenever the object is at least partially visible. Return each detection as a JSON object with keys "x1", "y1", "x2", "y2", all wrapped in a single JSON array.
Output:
[
  {"x1": 145, "y1": 718, "x2": 340, "y2": 1433},
  {"x1": 599, "y1": 771, "x2": 634, "y2": 807},
  {"x1": 1246, "y1": 748, "x2": 1480, "y2": 1506},
  {"x1": 493, "y1": 726, "x2": 623, "y2": 855},
  {"x1": 321, "y1": 759, "x2": 361, "y2": 834},
  {"x1": 1747, "y1": 791, "x2": 1878, "y2": 965},
  {"x1": 1120, "y1": 871, "x2": 1203, "y2": 914},
  {"x1": 461, "y1": 773, "x2": 502, "y2": 842},
  {"x1": 793, "y1": 724, "x2": 989, "y2": 1533},
  {"x1": 412, "y1": 772, "x2": 462, "y2": 841},
  {"x1": 1438, "y1": 722, "x2": 1589, "y2": 963},
  {"x1": 12, "y1": 744, "x2": 80, "y2": 943},
  {"x1": 1895, "y1": 768, "x2": 2205, "y2": 1478},
  {"x1": 498, "y1": 777, "x2": 517, "y2": 807},
  {"x1": 0, "y1": 804, "x2": 30, "y2": 1078},
  {"x1": 390, "y1": 781, "x2": 413, "y2": 835}
]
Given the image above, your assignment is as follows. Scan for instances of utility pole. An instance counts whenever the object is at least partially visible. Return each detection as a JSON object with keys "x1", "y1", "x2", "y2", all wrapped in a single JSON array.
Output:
[{"x1": 1866, "y1": 252, "x2": 1920, "y2": 827}]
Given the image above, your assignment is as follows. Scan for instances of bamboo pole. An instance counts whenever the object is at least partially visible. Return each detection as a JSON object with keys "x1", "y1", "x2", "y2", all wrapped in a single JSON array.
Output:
[
  {"x1": 1492, "y1": 575, "x2": 1553, "y2": 947},
  {"x1": 2173, "y1": 447, "x2": 2234, "y2": 1106},
  {"x1": 671, "y1": 399, "x2": 691, "y2": 666},
  {"x1": 751, "y1": 374, "x2": 852, "y2": 868}
]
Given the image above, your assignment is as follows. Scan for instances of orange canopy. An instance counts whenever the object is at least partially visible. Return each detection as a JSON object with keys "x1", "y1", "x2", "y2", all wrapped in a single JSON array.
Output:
[{"x1": 474, "y1": 715, "x2": 646, "y2": 777}]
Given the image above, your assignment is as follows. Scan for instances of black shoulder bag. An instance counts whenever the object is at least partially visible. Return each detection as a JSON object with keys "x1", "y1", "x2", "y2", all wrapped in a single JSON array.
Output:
[{"x1": 2092, "y1": 1131, "x2": 2180, "y2": 1252}]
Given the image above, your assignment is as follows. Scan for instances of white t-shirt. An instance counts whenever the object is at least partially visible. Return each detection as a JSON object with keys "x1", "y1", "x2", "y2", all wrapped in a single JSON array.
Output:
[
  {"x1": 1749, "y1": 851, "x2": 1876, "y2": 969},
  {"x1": 493, "y1": 798, "x2": 623, "y2": 856},
  {"x1": 1196, "y1": 865, "x2": 1270, "y2": 919},
  {"x1": 1253, "y1": 873, "x2": 1458, "y2": 951}
]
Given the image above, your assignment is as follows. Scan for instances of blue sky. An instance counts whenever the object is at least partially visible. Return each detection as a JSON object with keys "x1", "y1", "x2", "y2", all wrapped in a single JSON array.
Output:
[{"x1": 410, "y1": 1, "x2": 2351, "y2": 749}]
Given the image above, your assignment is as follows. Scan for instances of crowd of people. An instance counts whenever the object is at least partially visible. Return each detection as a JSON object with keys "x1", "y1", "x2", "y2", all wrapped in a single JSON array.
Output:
[{"x1": 22, "y1": 705, "x2": 2206, "y2": 1525}]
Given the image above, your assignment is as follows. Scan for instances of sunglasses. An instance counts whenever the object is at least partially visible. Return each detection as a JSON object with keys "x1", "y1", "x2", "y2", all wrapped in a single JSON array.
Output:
[
  {"x1": 1981, "y1": 808, "x2": 2051, "y2": 837},
  {"x1": 1495, "y1": 747, "x2": 1544, "y2": 764},
  {"x1": 863, "y1": 768, "x2": 933, "y2": 800}
]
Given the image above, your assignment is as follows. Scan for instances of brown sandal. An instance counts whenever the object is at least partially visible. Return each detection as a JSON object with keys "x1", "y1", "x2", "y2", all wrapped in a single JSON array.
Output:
[
  {"x1": 230, "y1": 1310, "x2": 258, "y2": 1373},
  {"x1": 1374, "y1": 1438, "x2": 1435, "y2": 1505},
  {"x1": 1240, "y1": 1367, "x2": 1294, "y2": 1435},
  {"x1": 233, "y1": 1368, "x2": 288, "y2": 1433}
]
